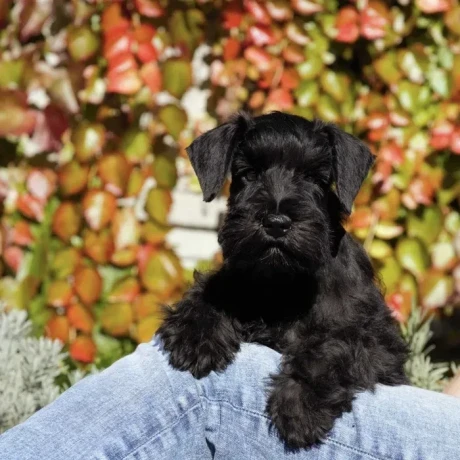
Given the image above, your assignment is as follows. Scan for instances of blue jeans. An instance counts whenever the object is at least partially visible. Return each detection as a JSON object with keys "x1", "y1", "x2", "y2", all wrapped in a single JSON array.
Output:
[{"x1": 1, "y1": 336, "x2": 460, "y2": 460}]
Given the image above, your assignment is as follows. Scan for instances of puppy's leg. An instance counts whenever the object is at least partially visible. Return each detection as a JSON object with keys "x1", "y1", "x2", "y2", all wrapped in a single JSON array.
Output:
[
  {"x1": 267, "y1": 329, "x2": 406, "y2": 450},
  {"x1": 157, "y1": 290, "x2": 240, "y2": 379}
]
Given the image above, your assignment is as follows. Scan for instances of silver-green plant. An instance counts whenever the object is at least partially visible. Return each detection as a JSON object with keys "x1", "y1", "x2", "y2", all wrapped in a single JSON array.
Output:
[
  {"x1": 0, "y1": 303, "x2": 97, "y2": 434},
  {"x1": 401, "y1": 306, "x2": 456, "y2": 392}
]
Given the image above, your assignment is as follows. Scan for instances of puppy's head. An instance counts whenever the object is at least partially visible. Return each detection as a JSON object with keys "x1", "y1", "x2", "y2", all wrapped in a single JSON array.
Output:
[{"x1": 186, "y1": 111, "x2": 374, "y2": 274}]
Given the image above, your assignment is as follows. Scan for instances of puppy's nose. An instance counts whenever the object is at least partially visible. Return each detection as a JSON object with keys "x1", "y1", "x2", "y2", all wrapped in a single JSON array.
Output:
[{"x1": 263, "y1": 214, "x2": 292, "y2": 238}]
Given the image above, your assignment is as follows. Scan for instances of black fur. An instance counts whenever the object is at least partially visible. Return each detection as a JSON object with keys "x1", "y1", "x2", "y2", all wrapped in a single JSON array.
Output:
[{"x1": 158, "y1": 111, "x2": 408, "y2": 450}]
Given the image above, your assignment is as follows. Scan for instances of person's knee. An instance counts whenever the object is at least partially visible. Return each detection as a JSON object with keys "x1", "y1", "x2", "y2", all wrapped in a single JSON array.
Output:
[{"x1": 201, "y1": 343, "x2": 282, "y2": 415}]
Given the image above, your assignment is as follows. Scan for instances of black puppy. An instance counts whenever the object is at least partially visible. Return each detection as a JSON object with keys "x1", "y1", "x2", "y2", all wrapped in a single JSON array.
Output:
[{"x1": 158, "y1": 111, "x2": 408, "y2": 449}]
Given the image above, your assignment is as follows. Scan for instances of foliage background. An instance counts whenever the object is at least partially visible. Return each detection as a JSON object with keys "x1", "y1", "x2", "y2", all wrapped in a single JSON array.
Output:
[{"x1": 1, "y1": 0, "x2": 460, "y2": 371}]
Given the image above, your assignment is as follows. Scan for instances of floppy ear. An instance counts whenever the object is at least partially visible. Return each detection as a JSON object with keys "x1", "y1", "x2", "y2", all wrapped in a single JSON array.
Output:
[
  {"x1": 186, "y1": 112, "x2": 252, "y2": 202},
  {"x1": 325, "y1": 124, "x2": 375, "y2": 215}
]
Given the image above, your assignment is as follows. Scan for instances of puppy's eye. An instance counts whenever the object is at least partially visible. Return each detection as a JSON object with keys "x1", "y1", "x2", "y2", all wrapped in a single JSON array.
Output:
[{"x1": 241, "y1": 169, "x2": 257, "y2": 182}]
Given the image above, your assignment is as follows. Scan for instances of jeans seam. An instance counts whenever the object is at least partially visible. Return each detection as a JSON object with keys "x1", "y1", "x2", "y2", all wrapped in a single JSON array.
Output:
[
  {"x1": 121, "y1": 402, "x2": 202, "y2": 460},
  {"x1": 202, "y1": 397, "x2": 271, "y2": 420},
  {"x1": 327, "y1": 438, "x2": 393, "y2": 460},
  {"x1": 204, "y1": 397, "x2": 393, "y2": 460}
]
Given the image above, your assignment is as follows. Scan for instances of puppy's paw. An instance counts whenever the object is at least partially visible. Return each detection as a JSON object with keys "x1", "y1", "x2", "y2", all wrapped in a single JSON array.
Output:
[
  {"x1": 267, "y1": 374, "x2": 335, "y2": 450},
  {"x1": 158, "y1": 311, "x2": 240, "y2": 379}
]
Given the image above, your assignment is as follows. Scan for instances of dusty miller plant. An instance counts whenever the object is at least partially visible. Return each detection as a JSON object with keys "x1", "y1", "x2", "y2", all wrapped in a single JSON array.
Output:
[
  {"x1": 402, "y1": 307, "x2": 457, "y2": 392},
  {"x1": 0, "y1": 303, "x2": 97, "y2": 434}
]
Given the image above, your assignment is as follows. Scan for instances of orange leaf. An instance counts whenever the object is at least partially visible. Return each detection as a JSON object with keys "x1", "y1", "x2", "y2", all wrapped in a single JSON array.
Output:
[
  {"x1": 135, "y1": 316, "x2": 163, "y2": 343},
  {"x1": 140, "y1": 249, "x2": 183, "y2": 298},
  {"x1": 132, "y1": 293, "x2": 163, "y2": 321},
  {"x1": 52, "y1": 202, "x2": 81, "y2": 243},
  {"x1": 98, "y1": 153, "x2": 132, "y2": 197},
  {"x1": 223, "y1": 38, "x2": 241, "y2": 61},
  {"x1": 47, "y1": 280, "x2": 74, "y2": 308},
  {"x1": 108, "y1": 277, "x2": 141, "y2": 303},
  {"x1": 83, "y1": 190, "x2": 117, "y2": 231},
  {"x1": 74, "y1": 266, "x2": 102, "y2": 306},
  {"x1": 83, "y1": 228, "x2": 114, "y2": 264},
  {"x1": 101, "y1": 302, "x2": 133, "y2": 336},
  {"x1": 111, "y1": 247, "x2": 138, "y2": 267},
  {"x1": 68, "y1": 303, "x2": 94, "y2": 333},
  {"x1": 70, "y1": 335, "x2": 97, "y2": 363},
  {"x1": 45, "y1": 315, "x2": 70, "y2": 344},
  {"x1": 112, "y1": 208, "x2": 140, "y2": 250},
  {"x1": 58, "y1": 161, "x2": 89, "y2": 196}
]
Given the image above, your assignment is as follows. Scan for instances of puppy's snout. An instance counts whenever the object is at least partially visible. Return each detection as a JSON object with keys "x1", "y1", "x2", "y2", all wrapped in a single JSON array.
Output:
[{"x1": 263, "y1": 214, "x2": 292, "y2": 238}]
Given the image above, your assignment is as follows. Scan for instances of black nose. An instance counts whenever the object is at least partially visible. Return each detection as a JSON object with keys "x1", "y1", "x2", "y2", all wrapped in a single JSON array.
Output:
[{"x1": 263, "y1": 214, "x2": 292, "y2": 238}]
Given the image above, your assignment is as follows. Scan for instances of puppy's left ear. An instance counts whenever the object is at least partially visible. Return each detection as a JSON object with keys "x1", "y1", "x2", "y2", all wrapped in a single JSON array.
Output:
[
  {"x1": 186, "y1": 112, "x2": 252, "y2": 202},
  {"x1": 325, "y1": 124, "x2": 375, "y2": 215}
]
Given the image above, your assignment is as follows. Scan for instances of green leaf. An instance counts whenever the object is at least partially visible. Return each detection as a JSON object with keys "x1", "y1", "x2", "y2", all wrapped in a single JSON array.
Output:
[
  {"x1": 407, "y1": 207, "x2": 443, "y2": 246},
  {"x1": 162, "y1": 59, "x2": 192, "y2": 99},
  {"x1": 396, "y1": 238, "x2": 429, "y2": 279},
  {"x1": 294, "y1": 81, "x2": 319, "y2": 107},
  {"x1": 428, "y1": 68, "x2": 451, "y2": 98},
  {"x1": 375, "y1": 52, "x2": 402, "y2": 85},
  {"x1": 158, "y1": 104, "x2": 187, "y2": 141}
]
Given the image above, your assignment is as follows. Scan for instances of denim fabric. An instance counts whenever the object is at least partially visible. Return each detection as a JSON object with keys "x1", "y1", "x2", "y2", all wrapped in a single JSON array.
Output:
[{"x1": 1, "y1": 336, "x2": 460, "y2": 460}]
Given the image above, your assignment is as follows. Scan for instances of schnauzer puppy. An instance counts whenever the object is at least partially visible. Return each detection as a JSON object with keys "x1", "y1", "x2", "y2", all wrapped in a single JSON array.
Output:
[{"x1": 158, "y1": 111, "x2": 408, "y2": 449}]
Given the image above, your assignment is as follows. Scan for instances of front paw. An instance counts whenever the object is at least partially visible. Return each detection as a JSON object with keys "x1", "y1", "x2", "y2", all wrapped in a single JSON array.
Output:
[
  {"x1": 267, "y1": 374, "x2": 337, "y2": 450},
  {"x1": 158, "y1": 312, "x2": 240, "y2": 379}
]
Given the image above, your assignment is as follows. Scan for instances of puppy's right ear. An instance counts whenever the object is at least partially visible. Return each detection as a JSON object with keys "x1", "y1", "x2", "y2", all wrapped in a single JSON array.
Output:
[{"x1": 186, "y1": 112, "x2": 252, "y2": 202}]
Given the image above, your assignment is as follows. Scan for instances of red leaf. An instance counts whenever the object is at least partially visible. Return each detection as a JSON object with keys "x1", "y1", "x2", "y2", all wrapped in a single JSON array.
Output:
[
  {"x1": 244, "y1": 0, "x2": 271, "y2": 25},
  {"x1": 335, "y1": 7, "x2": 360, "y2": 43},
  {"x1": 266, "y1": 88, "x2": 293, "y2": 110},
  {"x1": 70, "y1": 336, "x2": 97, "y2": 363},
  {"x1": 11, "y1": 221, "x2": 34, "y2": 246},
  {"x1": 379, "y1": 143, "x2": 404, "y2": 166},
  {"x1": 17, "y1": 194, "x2": 45, "y2": 222},
  {"x1": 27, "y1": 169, "x2": 57, "y2": 201},
  {"x1": 139, "y1": 62, "x2": 163, "y2": 94},
  {"x1": 416, "y1": 0, "x2": 451, "y2": 13},
  {"x1": 104, "y1": 28, "x2": 133, "y2": 61},
  {"x1": 3, "y1": 246, "x2": 24, "y2": 272},
  {"x1": 107, "y1": 68, "x2": 142, "y2": 95},
  {"x1": 291, "y1": 0, "x2": 323, "y2": 15},
  {"x1": 247, "y1": 25, "x2": 277, "y2": 46},
  {"x1": 450, "y1": 128, "x2": 460, "y2": 154},
  {"x1": 223, "y1": 38, "x2": 241, "y2": 61},
  {"x1": 360, "y1": 1, "x2": 389, "y2": 40},
  {"x1": 430, "y1": 122, "x2": 454, "y2": 150},
  {"x1": 223, "y1": 0, "x2": 244, "y2": 29},
  {"x1": 244, "y1": 46, "x2": 273, "y2": 72},
  {"x1": 134, "y1": 0, "x2": 164, "y2": 17},
  {"x1": 107, "y1": 51, "x2": 138, "y2": 74},
  {"x1": 280, "y1": 68, "x2": 300, "y2": 90}
]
